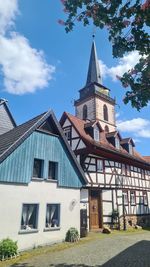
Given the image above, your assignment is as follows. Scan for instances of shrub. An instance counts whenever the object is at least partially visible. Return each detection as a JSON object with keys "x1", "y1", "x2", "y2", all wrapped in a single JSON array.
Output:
[
  {"x1": 0, "y1": 238, "x2": 18, "y2": 260},
  {"x1": 65, "y1": 227, "x2": 79, "y2": 242},
  {"x1": 112, "y1": 209, "x2": 119, "y2": 220}
]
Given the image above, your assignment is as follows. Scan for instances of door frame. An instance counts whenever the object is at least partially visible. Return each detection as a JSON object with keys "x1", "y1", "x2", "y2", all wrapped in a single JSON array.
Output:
[{"x1": 89, "y1": 188, "x2": 103, "y2": 230}]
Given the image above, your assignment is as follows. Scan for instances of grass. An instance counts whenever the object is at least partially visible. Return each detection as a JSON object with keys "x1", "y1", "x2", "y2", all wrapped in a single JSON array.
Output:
[{"x1": 0, "y1": 228, "x2": 150, "y2": 267}]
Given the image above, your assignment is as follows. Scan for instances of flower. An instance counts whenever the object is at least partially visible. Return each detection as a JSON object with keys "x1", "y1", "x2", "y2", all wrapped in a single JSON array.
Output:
[
  {"x1": 58, "y1": 19, "x2": 65, "y2": 25},
  {"x1": 123, "y1": 20, "x2": 131, "y2": 27},
  {"x1": 141, "y1": 0, "x2": 150, "y2": 10}
]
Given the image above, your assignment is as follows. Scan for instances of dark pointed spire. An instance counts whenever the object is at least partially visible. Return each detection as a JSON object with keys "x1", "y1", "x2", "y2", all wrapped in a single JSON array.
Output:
[{"x1": 86, "y1": 40, "x2": 102, "y2": 86}]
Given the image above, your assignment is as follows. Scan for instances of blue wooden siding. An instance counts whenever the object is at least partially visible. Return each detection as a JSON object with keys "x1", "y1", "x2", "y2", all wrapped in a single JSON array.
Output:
[{"x1": 0, "y1": 131, "x2": 83, "y2": 187}]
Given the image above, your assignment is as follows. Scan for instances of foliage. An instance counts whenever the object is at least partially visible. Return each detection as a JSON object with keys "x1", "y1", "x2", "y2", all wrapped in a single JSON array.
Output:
[
  {"x1": 59, "y1": 0, "x2": 150, "y2": 110},
  {"x1": 0, "y1": 238, "x2": 18, "y2": 259},
  {"x1": 65, "y1": 227, "x2": 79, "y2": 242}
]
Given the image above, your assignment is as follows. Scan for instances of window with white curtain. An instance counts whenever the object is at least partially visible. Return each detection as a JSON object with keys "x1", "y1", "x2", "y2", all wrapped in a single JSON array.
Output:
[
  {"x1": 21, "y1": 204, "x2": 38, "y2": 230},
  {"x1": 45, "y1": 204, "x2": 60, "y2": 228}
]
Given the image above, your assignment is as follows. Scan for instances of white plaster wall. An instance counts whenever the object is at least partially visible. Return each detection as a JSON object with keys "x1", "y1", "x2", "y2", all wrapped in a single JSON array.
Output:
[
  {"x1": 72, "y1": 127, "x2": 79, "y2": 138},
  {"x1": 103, "y1": 190, "x2": 112, "y2": 201},
  {"x1": 0, "y1": 181, "x2": 80, "y2": 251},
  {"x1": 62, "y1": 119, "x2": 71, "y2": 127}
]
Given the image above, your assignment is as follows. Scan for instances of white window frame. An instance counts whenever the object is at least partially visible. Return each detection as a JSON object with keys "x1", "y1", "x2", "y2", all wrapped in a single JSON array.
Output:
[
  {"x1": 63, "y1": 127, "x2": 71, "y2": 140},
  {"x1": 130, "y1": 191, "x2": 136, "y2": 205},
  {"x1": 123, "y1": 191, "x2": 128, "y2": 205},
  {"x1": 94, "y1": 126, "x2": 100, "y2": 142},
  {"x1": 115, "y1": 137, "x2": 120, "y2": 149},
  {"x1": 97, "y1": 159, "x2": 103, "y2": 173}
]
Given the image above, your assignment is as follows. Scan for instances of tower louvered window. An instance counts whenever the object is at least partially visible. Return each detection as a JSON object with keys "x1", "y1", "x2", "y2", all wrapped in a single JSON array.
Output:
[
  {"x1": 103, "y1": 105, "x2": 108, "y2": 121},
  {"x1": 83, "y1": 104, "x2": 88, "y2": 120}
]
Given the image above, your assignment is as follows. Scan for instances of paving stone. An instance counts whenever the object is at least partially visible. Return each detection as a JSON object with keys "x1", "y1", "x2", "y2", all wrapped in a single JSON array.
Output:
[{"x1": 9, "y1": 231, "x2": 150, "y2": 267}]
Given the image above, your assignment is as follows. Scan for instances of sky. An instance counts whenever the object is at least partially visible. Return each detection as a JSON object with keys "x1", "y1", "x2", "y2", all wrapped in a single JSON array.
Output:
[{"x1": 0, "y1": 0, "x2": 150, "y2": 156}]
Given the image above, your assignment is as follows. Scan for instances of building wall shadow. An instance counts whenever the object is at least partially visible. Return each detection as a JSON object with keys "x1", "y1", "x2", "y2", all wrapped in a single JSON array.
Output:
[{"x1": 102, "y1": 240, "x2": 150, "y2": 267}]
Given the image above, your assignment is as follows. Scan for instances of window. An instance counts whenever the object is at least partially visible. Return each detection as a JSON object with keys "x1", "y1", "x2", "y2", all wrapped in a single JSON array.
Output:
[
  {"x1": 122, "y1": 164, "x2": 126, "y2": 175},
  {"x1": 143, "y1": 192, "x2": 148, "y2": 205},
  {"x1": 45, "y1": 204, "x2": 60, "y2": 228},
  {"x1": 103, "y1": 104, "x2": 108, "y2": 121},
  {"x1": 130, "y1": 191, "x2": 136, "y2": 205},
  {"x1": 64, "y1": 127, "x2": 71, "y2": 140},
  {"x1": 48, "y1": 161, "x2": 58, "y2": 180},
  {"x1": 21, "y1": 204, "x2": 38, "y2": 230},
  {"x1": 94, "y1": 126, "x2": 100, "y2": 142},
  {"x1": 126, "y1": 165, "x2": 130, "y2": 176},
  {"x1": 97, "y1": 159, "x2": 103, "y2": 172},
  {"x1": 33, "y1": 159, "x2": 43, "y2": 178},
  {"x1": 128, "y1": 143, "x2": 133, "y2": 154},
  {"x1": 83, "y1": 105, "x2": 88, "y2": 120},
  {"x1": 141, "y1": 169, "x2": 145, "y2": 179},
  {"x1": 115, "y1": 137, "x2": 120, "y2": 149},
  {"x1": 104, "y1": 125, "x2": 109, "y2": 133},
  {"x1": 123, "y1": 191, "x2": 128, "y2": 205}
]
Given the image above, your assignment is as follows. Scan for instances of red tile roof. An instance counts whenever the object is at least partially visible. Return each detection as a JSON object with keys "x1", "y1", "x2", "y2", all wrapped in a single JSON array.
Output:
[
  {"x1": 60, "y1": 112, "x2": 149, "y2": 166},
  {"x1": 143, "y1": 156, "x2": 150, "y2": 163}
]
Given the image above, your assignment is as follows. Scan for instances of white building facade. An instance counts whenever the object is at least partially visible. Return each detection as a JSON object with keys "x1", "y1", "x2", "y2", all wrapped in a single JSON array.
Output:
[{"x1": 0, "y1": 109, "x2": 86, "y2": 250}]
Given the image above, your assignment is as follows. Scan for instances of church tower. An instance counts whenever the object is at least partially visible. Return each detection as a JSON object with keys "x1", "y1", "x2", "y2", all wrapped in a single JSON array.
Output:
[{"x1": 74, "y1": 40, "x2": 116, "y2": 132}]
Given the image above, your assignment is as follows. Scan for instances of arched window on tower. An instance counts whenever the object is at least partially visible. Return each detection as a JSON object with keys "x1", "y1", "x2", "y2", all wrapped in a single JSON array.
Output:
[
  {"x1": 103, "y1": 105, "x2": 108, "y2": 121},
  {"x1": 105, "y1": 125, "x2": 109, "y2": 133},
  {"x1": 83, "y1": 104, "x2": 88, "y2": 120}
]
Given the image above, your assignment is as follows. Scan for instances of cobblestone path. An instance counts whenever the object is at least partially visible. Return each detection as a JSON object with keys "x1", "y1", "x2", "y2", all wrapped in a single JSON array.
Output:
[{"x1": 9, "y1": 231, "x2": 150, "y2": 267}]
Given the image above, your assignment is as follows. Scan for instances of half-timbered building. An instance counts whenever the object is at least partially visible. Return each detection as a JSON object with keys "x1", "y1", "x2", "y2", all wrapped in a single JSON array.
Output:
[{"x1": 60, "y1": 41, "x2": 150, "y2": 230}]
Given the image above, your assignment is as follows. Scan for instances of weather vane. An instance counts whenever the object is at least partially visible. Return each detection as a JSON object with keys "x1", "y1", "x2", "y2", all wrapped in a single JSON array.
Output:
[{"x1": 92, "y1": 26, "x2": 96, "y2": 39}]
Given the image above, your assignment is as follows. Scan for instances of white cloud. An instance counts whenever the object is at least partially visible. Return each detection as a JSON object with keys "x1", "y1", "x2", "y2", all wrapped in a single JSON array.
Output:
[
  {"x1": 99, "y1": 51, "x2": 141, "y2": 81},
  {"x1": 0, "y1": 0, "x2": 55, "y2": 95},
  {"x1": 0, "y1": 0, "x2": 18, "y2": 35},
  {"x1": 115, "y1": 112, "x2": 120, "y2": 119},
  {"x1": 117, "y1": 118, "x2": 150, "y2": 138}
]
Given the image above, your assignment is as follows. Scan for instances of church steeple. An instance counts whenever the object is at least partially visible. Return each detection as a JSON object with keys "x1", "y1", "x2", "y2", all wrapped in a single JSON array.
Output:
[
  {"x1": 86, "y1": 40, "x2": 102, "y2": 85},
  {"x1": 74, "y1": 39, "x2": 116, "y2": 132}
]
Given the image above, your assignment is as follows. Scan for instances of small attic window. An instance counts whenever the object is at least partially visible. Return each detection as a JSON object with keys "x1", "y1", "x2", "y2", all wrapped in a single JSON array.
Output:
[
  {"x1": 128, "y1": 143, "x2": 133, "y2": 154},
  {"x1": 94, "y1": 125, "x2": 100, "y2": 142},
  {"x1": 115, "y1": 137, "x2": 120, "y2": 149},
  {"x1": 83, "y1": 105, "x2": 87, "y2": 120}
]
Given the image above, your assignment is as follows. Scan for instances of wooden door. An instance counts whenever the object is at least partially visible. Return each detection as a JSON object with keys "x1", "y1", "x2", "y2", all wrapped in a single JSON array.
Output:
[{"x1": 90, "y1": 190, "x2": 102, "y2": 229}]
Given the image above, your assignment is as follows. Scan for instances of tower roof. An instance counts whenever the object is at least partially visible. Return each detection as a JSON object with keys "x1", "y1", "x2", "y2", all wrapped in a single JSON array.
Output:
[{"x1": 86, "y1": 40, "x2": 102, "y2": 85}]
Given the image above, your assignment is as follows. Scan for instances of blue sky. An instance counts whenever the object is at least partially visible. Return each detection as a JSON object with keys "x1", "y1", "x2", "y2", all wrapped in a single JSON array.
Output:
[{"x1": 0, "y1": 0, "x2": 150, "y2": 156}]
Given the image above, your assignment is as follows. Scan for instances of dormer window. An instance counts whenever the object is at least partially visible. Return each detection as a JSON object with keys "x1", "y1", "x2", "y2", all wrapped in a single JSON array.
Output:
[
  {"x1": 103, "y1": 104, "x2": 108, "y2": 121},
  {"x1": 94, "y1": 126, "x2": 100, "y2": 142},
  {"x1": 120, "y1": 138, "x2": 135, "y2": 154},
  {"x1": 128, "y1": 143, "x2": 133, "y2": 154},
  {"x1": 115, "y1": 137, "x2": 120, "y2": 149},
  {"x1": 83, "y1": 105, "x2": 87, "y2": 120}
]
